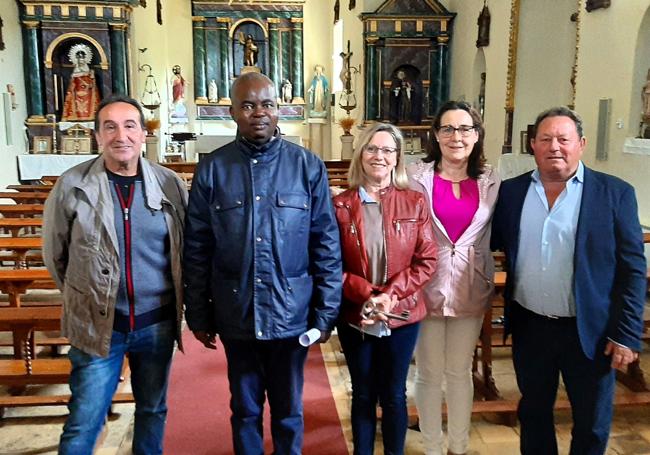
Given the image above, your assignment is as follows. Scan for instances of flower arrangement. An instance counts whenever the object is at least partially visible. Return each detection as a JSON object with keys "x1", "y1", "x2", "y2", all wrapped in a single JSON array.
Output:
[
  {"x1": 145, "y1": 118, "x2": 161, "y2": 135},
  {"x1": 338, "y1": 116, "x2": 355, "y2": 135}
]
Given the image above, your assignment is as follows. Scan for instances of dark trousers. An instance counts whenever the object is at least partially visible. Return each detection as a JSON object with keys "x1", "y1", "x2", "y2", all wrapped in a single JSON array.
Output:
[
  {"x1": 510, "y1": 303, "x2": 615, "y2": 455},
  {"x1": 338, "y1": 322, "x2": 420, "y2": 455},
  {"x1": 221, "y1": 337, "x2": 309, "y2": 455}
]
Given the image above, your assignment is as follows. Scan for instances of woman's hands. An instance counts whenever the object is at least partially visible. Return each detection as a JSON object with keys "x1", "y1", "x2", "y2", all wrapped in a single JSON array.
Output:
[{"x1": 360, "y1": 293, "x2": 398, "y2": 326}]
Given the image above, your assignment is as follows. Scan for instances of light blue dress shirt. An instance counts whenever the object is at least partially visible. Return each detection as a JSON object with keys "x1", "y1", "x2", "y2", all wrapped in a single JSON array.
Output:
[{"x1": 513, "y1": 161, "x2": 584, "y2": 317}]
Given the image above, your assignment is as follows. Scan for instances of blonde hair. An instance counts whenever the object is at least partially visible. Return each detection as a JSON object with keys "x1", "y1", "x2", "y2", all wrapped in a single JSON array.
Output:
[{"x1": 347, "y1": 122, "x2": 408, "y2": 190}]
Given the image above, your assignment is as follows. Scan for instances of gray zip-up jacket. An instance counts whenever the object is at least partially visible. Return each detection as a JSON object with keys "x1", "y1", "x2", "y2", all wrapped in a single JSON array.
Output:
[{"x1": 43, "y1": 155, "x2": 188, "y2": 357}]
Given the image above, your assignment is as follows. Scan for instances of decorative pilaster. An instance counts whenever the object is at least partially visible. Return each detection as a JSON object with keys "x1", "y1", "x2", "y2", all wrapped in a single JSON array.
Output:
[
  {"x1": 217, "y1": 18, "x2": 230, "y2": 103},
  {"x1": 192, "y1": 16, "x2": 207, "y2": 101},
  {"x1": 365, "y1": 37, "x2": 379, "y2": 120},
  {"x1": 290, "y1": 18, "x2": 304, "y2": 103},
  {"x1": 502, "y1": 0, "x2": 520, "y2": 153},
  {"x1": 22, "y1": 21, "x2": 44, "y2": 118},
  {"x1": 109, "y1": 23, "x2": 128, "y2": 94},
  {"x1": 430, "y1": 34, "x2": 449, "y2": 115},
  {"x1": 267, "y1": 18, "x2": 281, "y2": 99},
  {"x1": 205, "y1": 20, "x2": 220, "y2": 99}
]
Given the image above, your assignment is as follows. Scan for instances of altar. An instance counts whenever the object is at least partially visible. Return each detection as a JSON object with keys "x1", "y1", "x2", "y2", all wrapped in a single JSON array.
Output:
[{"x1": 17, "y1": 154, "x2": 98, "y2": 181}]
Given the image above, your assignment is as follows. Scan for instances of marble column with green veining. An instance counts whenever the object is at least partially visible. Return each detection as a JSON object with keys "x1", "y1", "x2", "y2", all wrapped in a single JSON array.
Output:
[
  {"x1": 22, "y1": 23, "x2": 44, "y2": 117},
  {"x1": 365, "y1": 39, "x2": 378, "y2": 120},
  {"x1": 430, "y1": 35, "x2": 449, "y2": 115},
  {"x1": 217, "y1": 19, "x2": 230, "y2": 101},
  {"x1": 109, "y1": 25, "x2": 128, "y2": 95},
  {"x1": 193, "y1": 18, "x2": 207, "y2": 100},
  {"x1": 268, "y1": 19, "x2": 281, "y2": 98},
  {"x1": 281, "y1": 31, "x2": 290, "y2": 82},
  {"x1": 290, "y1": 19, "x2": 303, "y2": 101},
  {"x1": 205, "y1": 21, "x2": 219, "y2": 92}
]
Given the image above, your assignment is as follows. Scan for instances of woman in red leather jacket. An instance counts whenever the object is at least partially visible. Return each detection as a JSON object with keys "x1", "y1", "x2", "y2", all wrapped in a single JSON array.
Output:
[{"x1": 333, "y1": 122, "x2": 437, "y2": 455}]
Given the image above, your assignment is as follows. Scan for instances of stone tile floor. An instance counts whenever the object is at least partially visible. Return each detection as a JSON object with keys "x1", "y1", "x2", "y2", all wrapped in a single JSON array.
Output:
[{"x1": 0, "y1": 333, "x2": 649, "y2": 454}]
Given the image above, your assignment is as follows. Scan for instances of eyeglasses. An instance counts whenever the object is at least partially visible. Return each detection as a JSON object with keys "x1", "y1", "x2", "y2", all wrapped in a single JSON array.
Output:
[
  {"x1": 363, "y1": 144, "x2": 398, "y2": 155},
  {"x1": 438, "y1": 125, "x2": 477, "y2": 138}
]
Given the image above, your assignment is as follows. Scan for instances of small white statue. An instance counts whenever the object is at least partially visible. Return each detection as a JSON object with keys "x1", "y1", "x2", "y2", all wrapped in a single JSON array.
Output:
[
  {"x1": 281, "y1": 79, "x2": 292, "y2": 104},
  {"x1": 208, "y1": 79, "x2": 218, "y2": 103}
]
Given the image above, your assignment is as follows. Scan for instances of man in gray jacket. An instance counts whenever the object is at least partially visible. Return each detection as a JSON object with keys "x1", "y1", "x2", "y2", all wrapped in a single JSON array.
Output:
[{"x1": 43, "y1": 95, "x2": 187, "y2": 455}]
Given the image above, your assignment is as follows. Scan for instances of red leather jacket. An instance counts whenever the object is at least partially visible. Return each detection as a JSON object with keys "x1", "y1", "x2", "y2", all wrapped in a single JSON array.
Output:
[{"x1": 333, "y1": 186, "x2": 437, "y2": 329}]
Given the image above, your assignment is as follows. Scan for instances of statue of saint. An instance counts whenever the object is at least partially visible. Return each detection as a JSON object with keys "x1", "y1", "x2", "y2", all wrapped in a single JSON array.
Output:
[
  {"x1": 171, "y1": 65, "x2": 188, "y2": 120},
  {"x1": 208, "y1": 79, "x2": 218, "y2": 103},
  {"x1": 238, "y1": 32, "x2": 258, "y2": 67},
  {"x1": 281, "y1": 79, "x2": 292, "y2": 104},
  {"x1": 390, "y1": 70, "x2": 411, "y2": 124},
  {"x1": 62, "y1": 43, "x2": 101, "y2": 122},
  {"x1": 308, "y1": 65, "x2": 329, "y2": 118},
  {"x1": 642, "y1": 68, "x2": 650, "y2": 120}
]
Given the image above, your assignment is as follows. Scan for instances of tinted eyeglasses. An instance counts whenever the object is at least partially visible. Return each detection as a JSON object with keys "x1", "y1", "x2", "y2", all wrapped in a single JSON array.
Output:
[
  {"x1": 363, "y1": 144, "x2": 398, "y2": 155},
  {"x1": 438, "y1": 125, "x2": 477, "y2": 138}
]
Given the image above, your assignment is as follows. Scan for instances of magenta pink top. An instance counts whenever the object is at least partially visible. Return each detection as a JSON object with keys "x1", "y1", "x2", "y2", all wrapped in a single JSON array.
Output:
[{"x1": 432, "y1": 173, "x2": 479, "y2": 243}]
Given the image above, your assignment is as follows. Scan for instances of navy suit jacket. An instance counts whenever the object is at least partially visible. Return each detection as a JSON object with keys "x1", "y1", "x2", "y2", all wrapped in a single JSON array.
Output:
[{"x1": 491, "y1": 165, "x2": 647, "y2": 360}]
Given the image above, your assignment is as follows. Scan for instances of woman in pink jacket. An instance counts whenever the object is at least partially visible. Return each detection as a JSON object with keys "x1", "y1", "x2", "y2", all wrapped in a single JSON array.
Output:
[{"x1": 408, "y1": 101, "x2": 500, "y2": 455}]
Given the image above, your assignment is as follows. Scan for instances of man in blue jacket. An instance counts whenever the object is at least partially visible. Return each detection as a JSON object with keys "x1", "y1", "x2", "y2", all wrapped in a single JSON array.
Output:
[
  {"x1": 183, "y1": 72, "x2": 342, "y2": 455},
  {"x1": 492, "y1": 106, "x2": 647, "y2": 455}
]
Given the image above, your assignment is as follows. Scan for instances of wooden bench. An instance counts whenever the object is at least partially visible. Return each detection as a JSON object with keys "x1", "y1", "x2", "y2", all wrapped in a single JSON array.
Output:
[
  {"x1": 0, "y1": 218, "x2": 43, "y2": 237},
  {"x1": 0, "y1": 204, "x2": 44, "y2": 218},
  {"x1": 0, "y1": 269, "x2": 56, "y2": 307},
  {"x1": 7, "y1": 184, "x2": 53, "y2": 192},
  {"x1": 0, "y1": 192, "x2": 50, "y2": 204},
  {"x1": 325, "y1": 160, "x2": 350, "y2": 189},
  {"x1": 0, "y1": 358, "x2": 71, "y2": 387},
  {"x1": 0, "y1": 237, "x2": 42, "y2": 268},
  {"x1": 0, "y1": 306, "x2": 62, "y2": 359}
]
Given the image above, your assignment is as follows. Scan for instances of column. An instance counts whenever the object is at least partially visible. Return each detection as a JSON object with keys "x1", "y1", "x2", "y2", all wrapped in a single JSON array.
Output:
[
  {"x1": 22, "y1": 21, "x2": 44, "y2": 118},
  {"x1": 290, "y1": 18, "x2": 304, "y2": 103},
  {"x1": 192, "y1": 16, "x2": 207, "y2": 102},
  {"x1": 205, "y1": 19, "x2": 220, "y2": 99},
  {"x1": 109, "y1": 23, "x2": 128, "y2": 94},
  {"x1": 430, "y1": 34, "x2": 449, "y2": 115},
  {"x1": 217, "y1": 18, "x2": 230, "y2": 103},
  {"x1": 267, "y1": 18, "x2": 281, "y2": 99},
  {"x1": 364, "y1": 37, "x2": 379, "y2": 121}
]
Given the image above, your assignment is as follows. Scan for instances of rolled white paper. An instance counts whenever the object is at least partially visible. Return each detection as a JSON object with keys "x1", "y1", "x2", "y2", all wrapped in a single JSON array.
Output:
[{"x1": 299, "y1": 328, "x2": 321, "y2": 347}]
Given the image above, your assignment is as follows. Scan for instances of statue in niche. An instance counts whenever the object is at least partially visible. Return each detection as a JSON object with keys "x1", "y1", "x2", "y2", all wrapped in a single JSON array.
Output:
[
  {"x1": 476, "y1": 1, "x2": 490, "y2": 48},
  {"x1": 389, "y1": 68, "x2": 422, "y2": 125},
  {"x1": 208, "y1": 79, "x2": 218, "y2": 103},
  {"x1": 170, "y1": 64, "x2": 188, "y2": 121},
  {"x1": 62, "y1": 43, "x2": 101, "y2": 122},
  {"x1": 281, "y1": 79, "x2": 292, "y2": 104},
  {"x1": 308, "y1": 64, "x2": 329, "y2": 118},
  {"x1": 586, "y1": 0, "x2": 611, "y2": 12},
  {"x1": 238, "y1": 32, "x2": 258, "y2": 67}
]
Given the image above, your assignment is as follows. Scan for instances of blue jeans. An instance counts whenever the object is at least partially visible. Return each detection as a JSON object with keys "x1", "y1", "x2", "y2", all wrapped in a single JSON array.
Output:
[
  {"x1": 221, "y1": 337, "x2": 309, "y2": 455},
  {"x1": 511, "y1": 302, "x2": 615, "y2": 455},
  {"x1": 59, "y1": 320, "x2": 175, "y2": 455},
  {"x1": 337, "y1": 322, "x2": 420, "y2": 455}
]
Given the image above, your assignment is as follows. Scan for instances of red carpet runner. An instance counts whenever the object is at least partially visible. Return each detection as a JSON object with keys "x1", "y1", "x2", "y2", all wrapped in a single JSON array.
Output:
[{"x1": 164, "y1": 330, "x2": 348, "y2": 454}]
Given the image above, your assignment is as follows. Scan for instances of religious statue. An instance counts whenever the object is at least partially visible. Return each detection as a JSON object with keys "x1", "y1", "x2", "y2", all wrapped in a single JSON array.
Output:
[
  {"x1": 308, "y1": 65, "x2": 329, "y2": 118},
  {"x1": 339, "y1": 44, "x2": 353, "y2": 94},
  {"x1": 388, "y1": 69, "x2": 422, "y2": 125},
  {"x1": 476, "y1": 1, "x2": 491, "y2": 48},
  {"x1": 238, "y1": 32, "x2": 258, "y2": 67},
  {"x1": 208, "y1": 79, "x2": 218, "y2": 103},
  {"x1": 170, "y1": 64, "x2": 188, "y2": 121},
  {"x1": 61, "y1": 43, "x2": 101, "y2": 122},
  {"x1": 281, "y1": 79, "x2": 292, "y2": 104},
  {"x1": 642, "y1": 68, "x2": 650, "y2": 121}
]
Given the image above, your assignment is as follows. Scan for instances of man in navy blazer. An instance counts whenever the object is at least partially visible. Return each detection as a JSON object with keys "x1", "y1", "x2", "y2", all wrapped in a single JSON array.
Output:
[{"x1": 492, "y1": 107, "x2": 647, "y2": 455}]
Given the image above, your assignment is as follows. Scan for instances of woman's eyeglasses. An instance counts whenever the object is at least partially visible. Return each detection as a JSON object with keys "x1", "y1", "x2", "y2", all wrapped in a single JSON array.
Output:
[
  {"x1": 363, "y1": 144, "x2": 398, "y2": 155},
  {"x1": 438, "y1": 125, "x2": 477, "y2": 138}
]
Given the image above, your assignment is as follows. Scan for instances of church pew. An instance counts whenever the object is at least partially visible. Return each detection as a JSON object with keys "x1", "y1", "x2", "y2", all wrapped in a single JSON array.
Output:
[
  {"x1": 0, "y1": 306, "x2": 62, "y2": 359},
  {"x1": 0, "y1": 218, "x2": 43, "y2": 237},
  {"x1": 0, "y1": 204, "x2": 44, "y2": 218},
  {"x1": 6, "y1": 184, "x2": 53, "y2": 192},
  {"x1": 0, "y1": 192, "x2": 50, "y2": 204},
  {"x1": 0, "y1": 237, "x2": 42, "y2": 269},
  {"x1": 0, "y1": 269, "x2": 55, "y2": 307}
]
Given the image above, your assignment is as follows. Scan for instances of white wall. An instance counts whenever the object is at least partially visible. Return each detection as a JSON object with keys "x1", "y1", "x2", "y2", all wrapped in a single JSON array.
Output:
[{"x1": 0, "y1": 0, "x2": 28, "y2": 186}]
